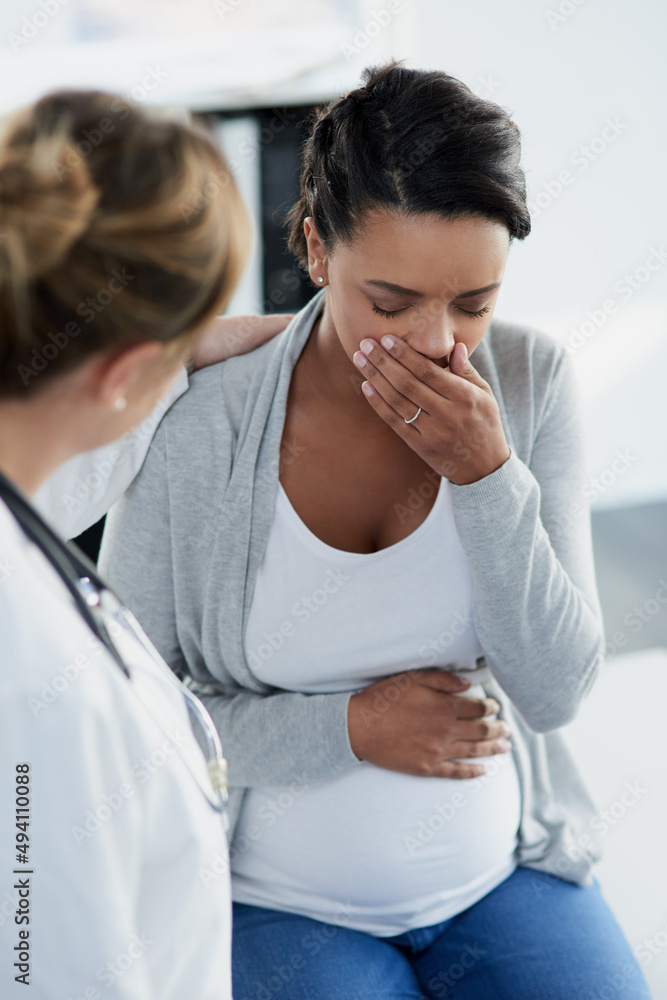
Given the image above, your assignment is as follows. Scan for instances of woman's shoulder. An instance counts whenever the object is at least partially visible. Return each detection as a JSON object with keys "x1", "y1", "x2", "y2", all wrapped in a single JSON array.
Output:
[
  {"x1": 186, "y1": 334, "x2": 284, "y2": 416},
  {"x1": 153, "y1": 332, "x2": 287, "y2": 454},
  {"x1": 484, "y1": 317, "x2": 569, "y2": 386},
  {"x1": 181, "y1": 295, "x2": 323, "y2": 424},
  {"x1": 482, "y1": 318, "x2": 574, "y2": 414}
]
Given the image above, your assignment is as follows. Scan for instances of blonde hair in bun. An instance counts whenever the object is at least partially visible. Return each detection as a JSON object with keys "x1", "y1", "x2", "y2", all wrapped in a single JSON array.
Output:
[
  {"x1": 0, "y1": 90, "x2": 249, "y2": 397},
  {"x1": 0, "y1": 126, "x2": 99, "y2": 282}
]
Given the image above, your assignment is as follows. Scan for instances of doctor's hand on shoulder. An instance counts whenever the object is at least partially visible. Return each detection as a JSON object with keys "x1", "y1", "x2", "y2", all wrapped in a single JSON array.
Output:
[{"x1": 189, "y1": 312, "x2": 294, "y2": 370}]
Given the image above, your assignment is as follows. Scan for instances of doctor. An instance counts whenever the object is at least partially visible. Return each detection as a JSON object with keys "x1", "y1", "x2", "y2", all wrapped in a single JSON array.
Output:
[{"x1": 0, "y1": 89, "x2": 286, "y2": 998}]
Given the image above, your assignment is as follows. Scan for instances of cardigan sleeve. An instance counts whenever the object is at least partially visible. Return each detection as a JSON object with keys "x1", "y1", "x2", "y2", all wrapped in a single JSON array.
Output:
[
  {"x1": 193, "y1": 687, "x2": 360, "y2": 787},
  {"x1": 449, "y1": 347, "x2": 605, "y2": 733}
]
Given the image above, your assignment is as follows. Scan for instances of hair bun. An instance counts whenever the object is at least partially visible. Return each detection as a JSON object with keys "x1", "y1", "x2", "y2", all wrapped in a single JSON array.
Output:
[
  {"x1": 0, "y1": 162, "x2": 31, "y2": 201},
  {"x1": 0, "y1": 127, "x2": 99, "y2": 280}
]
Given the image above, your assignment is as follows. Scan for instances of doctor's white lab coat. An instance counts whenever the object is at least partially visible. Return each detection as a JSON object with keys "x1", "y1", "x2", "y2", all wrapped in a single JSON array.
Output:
[{"x1": 0, "y1": 367, "x2": 233, "y2": 999}]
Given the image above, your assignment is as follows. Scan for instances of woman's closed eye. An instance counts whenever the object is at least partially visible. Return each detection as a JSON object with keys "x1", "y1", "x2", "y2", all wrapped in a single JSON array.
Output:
[
  {"x1": 455, "y1": 304, "x2": 491, "y2": 319},
  {"x1": 371, "y1": 301, "x2": 492, "y2": 320},
  {"x1": 371, "y1": 302, "x2": 409, "y2": 319}
]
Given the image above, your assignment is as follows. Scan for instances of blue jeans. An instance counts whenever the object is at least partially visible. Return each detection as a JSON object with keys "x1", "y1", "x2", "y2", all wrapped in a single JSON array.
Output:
[{"x1": 232, "y1": 867, "x2": 652, "y2": 999}]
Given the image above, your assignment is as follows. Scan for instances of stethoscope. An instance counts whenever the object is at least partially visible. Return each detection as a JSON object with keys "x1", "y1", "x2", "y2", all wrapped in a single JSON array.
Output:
[{"x1": 0, "y1": 469, "x2": 229, "y2": 825}]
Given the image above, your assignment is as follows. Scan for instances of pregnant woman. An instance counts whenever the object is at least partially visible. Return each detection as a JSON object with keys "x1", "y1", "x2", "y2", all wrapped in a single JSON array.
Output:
[{"x1": 100, "y1": 64, "x2": 652, "y2": 998}]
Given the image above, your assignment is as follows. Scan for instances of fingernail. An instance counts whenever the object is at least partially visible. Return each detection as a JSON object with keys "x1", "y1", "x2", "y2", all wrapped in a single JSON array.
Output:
[
  {"x1": 381, "y1": 335, "x2": 395, "y2": 350},
  {"x1": 457, "y1": 675, "x2": 471, "y2": 688},
  {"x1": 361, "y1": 381, "x2": 375, "y2": 397},
  {"x1": 360, "y1": 339, "x2": 375, "y2": 355},
  {"x1": 500, "y1": 723, "x2": 511, "y2": 737},
  {"x1": 498, "y1": 739, "x2": 512, "y2": 752},
  {"x1": 353, "y1": 351, "x2": 367, "y2": 368}
]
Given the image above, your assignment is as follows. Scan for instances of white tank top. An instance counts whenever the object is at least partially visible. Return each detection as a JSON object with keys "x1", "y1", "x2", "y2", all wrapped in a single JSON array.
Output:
[{"x1": 232, "y1": 476, "x2": 521, "y2": 935}]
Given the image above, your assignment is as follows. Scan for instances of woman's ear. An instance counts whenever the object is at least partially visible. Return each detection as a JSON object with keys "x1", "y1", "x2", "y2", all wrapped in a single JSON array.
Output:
[{"x1": 303, "y1": 217, "x2": 328, "y2": 286}]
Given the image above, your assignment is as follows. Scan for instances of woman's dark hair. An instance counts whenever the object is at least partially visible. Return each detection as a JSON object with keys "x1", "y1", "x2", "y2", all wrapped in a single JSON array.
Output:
[{"x1": 286, "y1": 61, "x2": 530, "y2": 267}]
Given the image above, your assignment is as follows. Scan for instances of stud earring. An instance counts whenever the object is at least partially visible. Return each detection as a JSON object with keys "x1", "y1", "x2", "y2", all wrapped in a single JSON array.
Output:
[
  {"x1": 317, "y1": 276, "x2": 324, "y2": 284},
  {"x1": 113, "y1": 396, "x2": 127, "y2": 412}
]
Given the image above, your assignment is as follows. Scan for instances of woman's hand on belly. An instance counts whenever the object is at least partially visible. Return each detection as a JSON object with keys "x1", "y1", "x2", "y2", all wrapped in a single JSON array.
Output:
[{"x1": 347, "y1": 668, "x2": 512, "y2": 779}]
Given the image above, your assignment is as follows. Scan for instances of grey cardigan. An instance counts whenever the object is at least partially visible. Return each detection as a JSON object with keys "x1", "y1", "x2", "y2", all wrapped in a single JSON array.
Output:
[{"x1": 99, "y1": 289, "x2": 606, "y2": 886}]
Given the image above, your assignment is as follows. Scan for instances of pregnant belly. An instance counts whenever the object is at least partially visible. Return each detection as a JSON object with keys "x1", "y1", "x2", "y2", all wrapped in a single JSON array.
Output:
[{"x1": 231, "y1": 746, "x2": 521, "y2": 929}]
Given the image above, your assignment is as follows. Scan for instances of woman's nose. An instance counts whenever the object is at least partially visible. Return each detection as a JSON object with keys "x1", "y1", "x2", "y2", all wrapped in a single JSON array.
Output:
[{"x1": 404, "y1": 312, "x2": 455, "y2": 361}]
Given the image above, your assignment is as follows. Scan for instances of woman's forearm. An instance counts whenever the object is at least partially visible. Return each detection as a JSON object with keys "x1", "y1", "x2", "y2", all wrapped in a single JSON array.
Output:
[
  {"x1": 451, "y1": 451, "x2": 604, "y2": 733},
  {"x1": 198, "y1": 687, "x2": 360, "y2": 787},
  {"x1": 450, "y1": 353, "x2": 604, "y2": 733}
]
